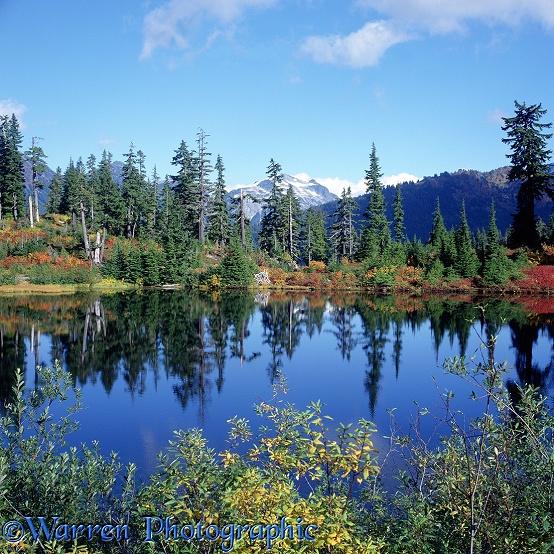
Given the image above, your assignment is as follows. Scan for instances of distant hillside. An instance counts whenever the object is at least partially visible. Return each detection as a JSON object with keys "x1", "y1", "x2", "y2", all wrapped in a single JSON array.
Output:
[{"x1": 319, "y1": 166, "x2": 554, "y2": 241}]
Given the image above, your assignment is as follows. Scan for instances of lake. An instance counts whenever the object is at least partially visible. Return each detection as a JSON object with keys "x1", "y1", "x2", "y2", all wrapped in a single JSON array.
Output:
[{"x1": 1, "y1": 290, "x2": 553, "y2": 482}]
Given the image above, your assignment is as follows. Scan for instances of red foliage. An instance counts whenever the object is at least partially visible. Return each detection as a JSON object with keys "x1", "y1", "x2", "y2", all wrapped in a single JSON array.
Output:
[{"x1": 511, "y1": 266, "x2": 554, "y2": 292}]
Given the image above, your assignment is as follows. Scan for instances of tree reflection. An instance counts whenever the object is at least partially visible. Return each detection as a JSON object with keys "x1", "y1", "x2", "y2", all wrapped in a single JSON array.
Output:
[{"x1": 0, "y1": 291, "x2": 553, "y2": 424}]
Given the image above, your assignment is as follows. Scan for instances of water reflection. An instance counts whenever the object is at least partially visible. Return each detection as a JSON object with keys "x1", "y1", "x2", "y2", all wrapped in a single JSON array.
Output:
[{"x1": 0, "y1": 291, "x2": 553, "y2": 420}]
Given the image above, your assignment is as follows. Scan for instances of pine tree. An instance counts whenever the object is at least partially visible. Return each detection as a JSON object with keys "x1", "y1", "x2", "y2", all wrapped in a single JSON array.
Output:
[
  {"x1": 282, "y1": 184, "x2": 301, "y2": 261},
  {"x1": 195, "y1": 129, "x2": 213, "y2": 244},
  {"x1": 392, "y1": 185, "x2": 405, "y2": 242},
  {"x1": 208, "y1": 154, "x2": 230, "y2": 247},
  {"x1": 229, "y1": 189, "x2": 254, "y2": 251},
  {"x1": 97, "y1": 150, "x2": 124, "y2": 235},
  {"x1": 330, "y1": 187, "x2": 358, "y2": 261},
  {"x1": 359, "y1": 144, "x2": 390, "y2": 262},
  {"x1": 303, "y1": 207, "x2": 328, "y2": 263},
  {"x1": 454, "y1": 201, "x2": 480, "y2": 278},
  {"x1": 46, "y1": 166, "x2": 64, "y2": 214},
  {"x1": 0, "y1": 114, "x2": 25, "y2": 220},
  {"x1": 482, "y1": 200, "x2": 514, "y2": 284},
  {"x1": 259, "y1": 159, "x2": 286, "y2": 257},
  {"x1": 25, "y1": 137, "x2": 47, "y2": 223},
  {"x1": 171, "y1": 140, "x2": 198, "y2": 237},
  {"x1": 121, "y1": 143, "x2": 147, "y2": 238},
  {"x1": 502, "y1": 101, "x2": 553, "y2": 249}
]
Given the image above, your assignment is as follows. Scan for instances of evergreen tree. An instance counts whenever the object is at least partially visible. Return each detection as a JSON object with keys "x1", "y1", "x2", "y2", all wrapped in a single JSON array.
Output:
[
  {"x1": 144, "y1": 166, "x2": 159, "y2": 236},
  {"x1": 46, "y1": 166, "x2": 64, "y2": 214},
  {"x1": 85, "y1": 154, "x2": 100, "y2": 224},
  {"x1": 282, "y1": 184, "x2": 302, "y2": 261},
  {"x1": 208, "y1": 154, "x2": 230, "y2": 247},
  {"x1": 218, "y1": 239, "x2": 258, "y2": 287},
  {"x1": 0, "y1": 114, "x2": 25, "y2": 220},
  {"x1": 392, "y1": 185, "x2": 405, "y2": 242},
  {"x1": 359, "y1": 144, "x2": 390, "y2": 262},
  {"x1": 195, "y1": 129, "x2": 213, "y2": 244},
  {"x1": 482, "y1": 200, "x2": 514, "y2": 284},
  {"x1": 96, "y1": 150, "x2": 124, "y2": 235},
  {"x1": 25, "y1": 137, "x2": 47, "y2": 223},
  {"x1": 428, "y1": 197, "x2": 457, "y2": 270},
  {"x1": 303, "y1": 207, "x2": 328, "y2": 263},
  {"x1": 229, "y1": 189, "x2": 254, "y2": 252},
  {"x1": 454, "y1": 201, "x2": 480, "y2": 278},
  {"x1": 330, "y1": 187, "x2": 358, "y2": 261},
  {"x1": 171, "y1": 140, "x2": 198, "y2": 237},
  {"x1": 121, "y1": 143, "x2": 147, "y2": 238},
  {"x1": 259, "y1": 159, "x2": 286, "y2": 257},
  {"x1": 502, "y1": 101, "x2": 553, "y2": 249}
]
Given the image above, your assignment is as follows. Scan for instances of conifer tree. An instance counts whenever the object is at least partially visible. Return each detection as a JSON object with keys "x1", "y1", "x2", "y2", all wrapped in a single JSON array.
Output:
[
  {"x1": 259, "y1": 159, "x2": 286, "y2": 257},
  {"x1": 195, "y1": 128, "x2": 213, "y2": 244},
  {"x1": 0, "y1": 114, "x2": 25, "y2": 220},
  {"x1": 454, "y1": 201, "x2": 480, "y2": 278},
  {"x1": 121, "y1": 143, "x2": 147, "y2": 238},
  {"x1": 482, "y1": 200, "x2": 514, "y2": 284},
  {"x1": 208, "y1": 154, "x2": 230, "y2": 247},
  {"x1": 502, "y1": 101, "x2": 553, "y2": 249},
  {"x1": 303, "y1": 207, "x2": 328, "y2": 263},
  {"x1": 282, "y1": 184, "x2": 301, "y2": 261},
  {"x1": 392, "y1": 185, "x2": 405, "y2": 242},
  {"x1": 46, "y1": 167, "x2": 64, "y2": 214},
  {"x1": 229, "y1": 189, "x2": 254, "y2": 251},
  {"x1": 359, "y1": 144, "x2": 390, "y2": 262},
  {"x1": 330, "y1": 187, "x2": 358, "y2": 260},
  {"x1": 171, "y1": 140, "x2": 198, "y2": 237},
  {"x1": 428, "y1": 197, "x2": 457, "y2": 270},
  {"x1": 25, "y1": 137, "x2": 47, "y2": 223},
  {"x1": 97, "y1": 150, "x2": 124, "y2": 235}
]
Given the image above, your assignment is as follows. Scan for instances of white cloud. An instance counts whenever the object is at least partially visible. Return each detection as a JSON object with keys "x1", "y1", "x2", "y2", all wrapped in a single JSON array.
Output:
[
  {"x1": 98, "y1": 138, "x2": 117, "y2": 148},
  {"x1": 355, "y1": 0, "x2": 554, "y2": 33},
  {"x1": 382, "y1": 172, "x2": 419, "y2": 186},
  {"x1": 301, "y1": 20, "x2": 413, "y2": 68},
  {"x1": 0, "y1": 99, "x2": 27, "y2": 128},
  {"x1": 296, "y1": 173, "x2": 418, "y2": 197},
  {"x1": 140, "y1": 0, "x2": 277, "y2": 59}
]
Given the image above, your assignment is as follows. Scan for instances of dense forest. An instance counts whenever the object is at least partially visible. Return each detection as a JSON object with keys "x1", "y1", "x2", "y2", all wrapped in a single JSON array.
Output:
[{"x1": 0, "y1": 101, "x2": 553, "y2": 290}]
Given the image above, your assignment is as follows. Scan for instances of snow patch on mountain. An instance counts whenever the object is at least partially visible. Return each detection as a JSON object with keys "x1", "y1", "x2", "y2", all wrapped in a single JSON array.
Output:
[{"x1": 227, "y1": 173, "x2": 339, "y2": 222}]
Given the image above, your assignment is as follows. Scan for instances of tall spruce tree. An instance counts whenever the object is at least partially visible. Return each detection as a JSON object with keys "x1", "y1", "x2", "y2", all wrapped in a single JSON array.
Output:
[
  {"x1": 392, "y1": 185, "x2": 405, "y2": 242},
  {"x1": 46, "y1": 166, "x2": 64, "y2": 214},
  {"x1": 454, "y1": 201, "x2": 480, "y2": 278},
  {"x1": 25, "y1": 137, "x2": 47, "y2": 223},
  {"x1": 97, "y1": 150, "x2": 124, "y2": 235},
  {"x1": 360, "y1": 143, "x2": 390, "y2": 262},
  {"x1": 0, "y1": 114, "x2": 25, "y2": 220},
  {"x1": 208, "y1": 154, "x2": 230, "y2": 247},
  {"x1": 502, "y1": 101, "x2": 553, "y2": 249},
  {"x1": 195, "y1": 129, "x2": 213, "y2": 244},
  {"x1": 282, "y1": 184, "x2": 301, "y2": 261},
  {"x1": 303, "y1": 207, "x2": 328, "y2": 263},
  {"x1": 121, "y1": 143, "x2": 147, "y2": 238},
  {"x1": 481, "y1": 200, "x2": 515, "y2": 284},
  {"x1": 171, "y1": 140, "x2": 198, "y2": 237},
  {"x1": 259, "y1": 159, "x2": 286, "y2": 257},
  {"x1": 330, "y1": 187, "x2": 358, "y2": 260}
]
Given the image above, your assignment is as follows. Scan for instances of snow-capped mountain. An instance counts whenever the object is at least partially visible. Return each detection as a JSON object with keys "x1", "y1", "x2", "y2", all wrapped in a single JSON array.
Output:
[{"x1": 227, "y1": 173, "x2": 338, "y2": 224}]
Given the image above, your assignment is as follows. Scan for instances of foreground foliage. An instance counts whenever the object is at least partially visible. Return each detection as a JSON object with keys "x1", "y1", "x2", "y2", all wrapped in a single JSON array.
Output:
[{"x1": 2, "y1": 336, "x2": 554, "y2": 552}]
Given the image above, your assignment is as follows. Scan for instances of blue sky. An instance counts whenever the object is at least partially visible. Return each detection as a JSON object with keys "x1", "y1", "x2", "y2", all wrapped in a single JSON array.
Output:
[{"x1": 1, "y1": 0, "x2": 553, "y2": 196}]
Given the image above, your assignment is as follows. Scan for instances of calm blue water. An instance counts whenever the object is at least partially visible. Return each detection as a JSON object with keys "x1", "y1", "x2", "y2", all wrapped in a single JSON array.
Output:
[{"x1": 2, "y1": 291, "x2": 552, "y2": 482}]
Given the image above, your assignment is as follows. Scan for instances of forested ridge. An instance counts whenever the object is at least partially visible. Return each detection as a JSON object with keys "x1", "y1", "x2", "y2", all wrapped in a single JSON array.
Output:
[{"x1": 1, "y1": 101, "x2": 554, "y2": 291}]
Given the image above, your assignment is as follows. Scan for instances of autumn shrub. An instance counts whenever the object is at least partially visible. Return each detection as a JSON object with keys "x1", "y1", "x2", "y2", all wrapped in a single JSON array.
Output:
[
  {"x1": 307, "y1": 260, "x2": 327, "y2": 273},
  {"x1": 140, "y1": 379, "x2": 383, "y2": 553},
  {"x1": 371, "y1": 331, "x2": 554, "y2": 554}
]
